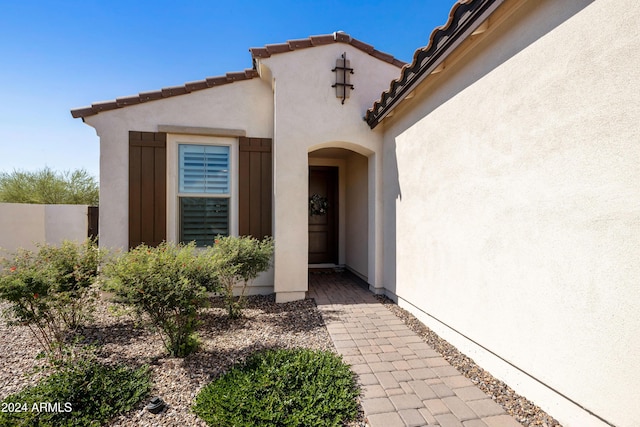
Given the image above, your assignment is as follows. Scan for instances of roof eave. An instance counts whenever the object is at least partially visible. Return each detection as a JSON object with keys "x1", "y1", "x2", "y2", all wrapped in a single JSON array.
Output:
[
  {"x1": 365, "y1": 0, "x2": 505, "y2": 129},
  {"x1": 249, "y1": 32, "x2": 406, "y2": 68},
  {"x1": 71, "y1": 32, "x2": 405, "y2": 121},
  {"x1": 69, "y1": 69, "x2": 259, "y2": 120}
]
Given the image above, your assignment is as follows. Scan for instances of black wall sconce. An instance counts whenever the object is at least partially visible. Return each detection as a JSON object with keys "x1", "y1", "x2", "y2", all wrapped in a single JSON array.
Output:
[{"x1": 332, "y1": 52, "x2": 354, "y2": 104}]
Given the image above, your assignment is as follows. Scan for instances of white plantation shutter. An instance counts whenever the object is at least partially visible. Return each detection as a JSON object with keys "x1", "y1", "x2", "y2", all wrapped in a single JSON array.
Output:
[
  {"x1": 180, "y1": 198, "x2": 229, "y2": 245},
  {"x1": 178, "y1": 144, "x2": 230, "y2": 246},
  {"x1": 179, "y1": 145, "x2": 229, "y2": 194}
]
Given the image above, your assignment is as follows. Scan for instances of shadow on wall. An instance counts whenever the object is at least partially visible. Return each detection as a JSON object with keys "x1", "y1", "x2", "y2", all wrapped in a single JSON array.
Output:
[
  {"x1": 382, "y1": 0, "x2": 595, "y2": 298},
  {"x1": 392, "y1": 0, "x2": 595, "y2": 129},
  {"x1": 383, "y1": 138, "x2": 401, "y2": 297}
]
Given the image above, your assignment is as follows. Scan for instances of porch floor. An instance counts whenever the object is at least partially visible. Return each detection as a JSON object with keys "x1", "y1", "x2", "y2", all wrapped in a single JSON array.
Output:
[{"x1": 308, "y1": 272, "x2": 522, "y2": 427}]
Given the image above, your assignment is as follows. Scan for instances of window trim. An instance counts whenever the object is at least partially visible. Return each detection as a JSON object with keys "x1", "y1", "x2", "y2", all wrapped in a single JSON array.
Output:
[{"x1": 166, "y1": 134, "x2": 239, "y2": 244}]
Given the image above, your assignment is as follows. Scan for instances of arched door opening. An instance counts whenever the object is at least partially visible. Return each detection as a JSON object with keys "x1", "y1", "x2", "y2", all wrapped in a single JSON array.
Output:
[{"x1": 308, "y1": 147, "x2": 369, "y2": 282}]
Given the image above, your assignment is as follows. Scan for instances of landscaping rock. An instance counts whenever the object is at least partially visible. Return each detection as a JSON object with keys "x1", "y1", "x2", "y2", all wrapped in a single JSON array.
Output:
[{"x1": 0, "y1": 296, "x2": 366, "y2": 426}]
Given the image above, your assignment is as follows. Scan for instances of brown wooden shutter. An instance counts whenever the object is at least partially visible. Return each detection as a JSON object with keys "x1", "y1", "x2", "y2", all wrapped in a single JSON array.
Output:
[
  {"x1": 238, "y1": 137, "x2": 272, "y2": 239},
  {"x1": 129, "y1": 131, "x2": 167, "y2": 248}
]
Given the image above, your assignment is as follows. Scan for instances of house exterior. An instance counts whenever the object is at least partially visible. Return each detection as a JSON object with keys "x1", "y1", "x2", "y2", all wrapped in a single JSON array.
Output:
[{"x1": 72, "y1": 0, "x2": 639, "y2": 426}]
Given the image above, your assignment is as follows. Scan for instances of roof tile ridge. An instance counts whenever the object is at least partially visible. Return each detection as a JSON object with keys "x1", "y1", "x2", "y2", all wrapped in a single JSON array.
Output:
[
  {"x1": 366, "y1": 0, "x2": 480, "y2": 123},
  {"x1": 71, "y1": 68, "x2": 259, "y2": 119},
  {"x1": 249, "y1": 32, "x2": 406, "y2": 67}
]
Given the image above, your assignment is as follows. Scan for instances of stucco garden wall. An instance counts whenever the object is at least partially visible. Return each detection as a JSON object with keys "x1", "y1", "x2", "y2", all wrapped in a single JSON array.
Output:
[
  {"x1": 0, "y1": 203, "x2": 89, "y2": 254},
  {"x1": 381, "y1": 0, "x2": 639, "y2": 426}
]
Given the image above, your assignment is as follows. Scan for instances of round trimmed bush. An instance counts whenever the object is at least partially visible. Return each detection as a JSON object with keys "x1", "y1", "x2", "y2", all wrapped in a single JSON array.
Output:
[
  {"x1": 0, "y1": 360, "x2": 150, "y2": 427},
  {"x1": 193, "y1": 348, "x2": 360, "y2": 427}
]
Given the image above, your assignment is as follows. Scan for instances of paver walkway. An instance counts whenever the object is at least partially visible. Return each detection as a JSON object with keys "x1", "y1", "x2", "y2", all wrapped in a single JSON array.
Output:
[{"x1": 309, "y1": 272, "x2": 522, "y2": 427}]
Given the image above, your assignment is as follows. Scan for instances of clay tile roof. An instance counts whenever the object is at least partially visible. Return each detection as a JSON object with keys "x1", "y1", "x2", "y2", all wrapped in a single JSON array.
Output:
[
  {"x1": 115, "y1": 95, "x2": 141, "y2": 107},
  {"x1": 265, "y1": 43, "x2": 293, "y2": 55},
  {"x1": 184, "y1": 80, "x2": 209, "y2": 92},
  {"x1": 139, "y1": 91, "x2": 163, "y2": 102},
  {"x1": 70, "y1": 68, "x2": 259, "y2": 119},
  {"x1": 162, "y1": 86, "x2": 188, "y2": 97},
  {"x1": 309, "y1": 35, "x2": 335, "y2": 46},
  {"x1": 365, "y1": 0, "x2": 504, "y2": 128},
  {"x1": 248, "y1": 32, "x2": 406, "y2": 69},
  {"x1": 288, "y1": 38, "x2": 313, "y2": 49},
  {"x1": 349, "y1": 38, "x2": 375, "y2": 54},
  {"x1": 71, "y1": 32, "x2": 404, "y2": 120}
]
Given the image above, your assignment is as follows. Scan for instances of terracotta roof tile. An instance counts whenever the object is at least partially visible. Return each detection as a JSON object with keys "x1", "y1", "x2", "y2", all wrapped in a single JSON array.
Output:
[
  {"x1": 371, "y1": 50, "x2": 395, "y2": 64},
  {"x1": 225, "y1": 71, "x2": 247, "y2": 81},
  {"x1": 334, "y1": 32, "x2": 351, "y2": 43},
  {"x1": 247, "y1": 32, "x2": 406, "y2": 67},
  {"x1": 115, "y1": 95, "x2": 141, "y2": 107},
  {"x1": 365, "y1": 0, "x2": 504, "y2": 128},
  {"x1": 139, "y1": 91, "x2": 163, "y2": 102},
  {"x1": 71, "y1": 32, "x2": 404, "y2": 119},
  {"x1": 265, "y1": 43, "x2": 293, "y2": 55},
  {"x1": 309, "y1": 35, "x2": 335, "y2": 46},
  {"x1": 205, "y1": 76, "x2": 230, "y2": 86},
  {"x1": 288, "y1": 38, "x2": 314, "y2": 49},
  {"x1": 91, "y1": 101, "x2": 119, "y2": 113},
  {"x1": 70, "y1": 107, "x2": 95, "y2": 119},
  {"x1": 349, "y1": 38, "x2": 375, "y2": 54},
  {"x1": 71, "y1": 68, "x2": 258, "y2": 119},
  {"x1": 162, "y1": 86, "x2": 188, "y2": 97},
  {"x1": 184, "y1": 80, "x2": 209, "y2": 91},
  {"x1": 249, "y1": 47, "x2": 270, "y2": 58}
]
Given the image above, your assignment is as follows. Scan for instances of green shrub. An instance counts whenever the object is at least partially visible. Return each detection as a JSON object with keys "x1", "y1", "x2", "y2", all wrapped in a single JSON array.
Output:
[
  {"x1": 193, "y1": 348, "x2": 360, "y2": 427},
  {"x1": 0, "y1": 360, "x2": 150, "y2": 427},
  {"x1": 0, "y1": 239, "x2": 101, "y2": 364},
  {"x1": 208, "y1": 236, "x2": 273, "y2": 318},
  {"x1": 102, "y1": 241, "x2": 219, "y2": 357}
]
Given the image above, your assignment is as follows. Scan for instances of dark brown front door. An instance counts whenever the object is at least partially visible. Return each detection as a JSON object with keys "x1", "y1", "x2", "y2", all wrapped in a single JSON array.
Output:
[{"x1": 308, "y1": 166, "x2": 338, "y2": 264}]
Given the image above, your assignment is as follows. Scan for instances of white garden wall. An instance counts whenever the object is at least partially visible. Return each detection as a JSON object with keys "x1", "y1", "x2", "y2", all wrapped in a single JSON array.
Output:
[
  {"x1": 0, "y1": 203, "x2": 89, "y2": 255},
  {"x1": 381, "y1": 1, "x2": 639, "y2": 426}
]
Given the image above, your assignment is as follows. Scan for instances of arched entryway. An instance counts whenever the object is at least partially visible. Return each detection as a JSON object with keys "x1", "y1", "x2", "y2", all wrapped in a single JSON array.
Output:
[{"x1": 308, "y1": 145, "x2": 371, "y2": 283}]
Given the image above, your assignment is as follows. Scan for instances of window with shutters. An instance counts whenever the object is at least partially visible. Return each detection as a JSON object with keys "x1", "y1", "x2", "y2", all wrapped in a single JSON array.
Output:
[{"x1": 178, "y1": 144, "x2": 230, "y2": 246}]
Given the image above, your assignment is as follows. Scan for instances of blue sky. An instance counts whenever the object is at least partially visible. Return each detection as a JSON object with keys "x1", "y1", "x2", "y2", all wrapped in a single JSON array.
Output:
[{"x1": 0, "y1": 0, "x2": 456, "y2": 179}]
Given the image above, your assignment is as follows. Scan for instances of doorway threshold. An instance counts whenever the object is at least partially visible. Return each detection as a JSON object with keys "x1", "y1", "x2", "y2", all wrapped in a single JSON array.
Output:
[{"x1": 308, "y1": 264, "x2": 344, "y2": 273}]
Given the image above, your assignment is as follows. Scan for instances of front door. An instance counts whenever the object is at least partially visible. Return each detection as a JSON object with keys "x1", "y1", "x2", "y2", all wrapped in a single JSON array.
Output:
[{"x1": 308, "y1": 166, "x2": 338, "y2": 264}]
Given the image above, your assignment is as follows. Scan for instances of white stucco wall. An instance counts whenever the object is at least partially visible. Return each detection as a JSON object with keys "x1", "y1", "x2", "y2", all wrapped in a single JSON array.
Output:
[
  {"x1": 345, "y1": 151, "x2": 368, "y2": 278},
  {"x1": 85, "y1": 79, "x2": 275, "y2": 292},
  {"x1": 44, "y1": 204, "x2": 90, "y2": 246},
  {"x1": 381, "y1": 1, "x2": 639, "y2": 426},
  {"x1": 259, "y1": 43, "x2": 402, "y2": 301},
  {"x1": 0, "y1": 203, "x2": 45, "y2": 254},
  {"x1": 0, "y1": 203, "x2": 88, "y2": 255},
  {"x1": 84, "y1": 43, "x2": 400, "y2": 299}
]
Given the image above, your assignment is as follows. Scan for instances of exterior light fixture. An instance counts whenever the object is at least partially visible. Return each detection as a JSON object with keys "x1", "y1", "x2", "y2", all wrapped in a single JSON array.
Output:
[
  {"x1": 146, "y1": 396, "x2": 166, "y2": 414},
  {"x1": 332, "y1": 52, "x2": 354, "y2": 104}
]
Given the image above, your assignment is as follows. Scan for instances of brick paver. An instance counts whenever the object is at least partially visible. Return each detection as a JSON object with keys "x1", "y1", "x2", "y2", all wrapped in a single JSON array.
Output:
[{"x1": 309, "y1": 272, "x2": 523, "y2": 427}]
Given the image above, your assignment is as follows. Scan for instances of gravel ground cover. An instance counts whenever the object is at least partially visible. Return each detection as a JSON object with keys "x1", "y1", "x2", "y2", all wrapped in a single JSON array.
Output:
[
  {"x1": 2, "y1": 289, "x2": 562, "y2": 427},
  {"x1": 375, "y1": 295, "x2": 563, "y2": 427},
  {"x1": 0, "y1": 295, "x2": 365, "y2": 427}
]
